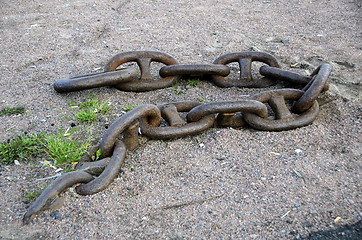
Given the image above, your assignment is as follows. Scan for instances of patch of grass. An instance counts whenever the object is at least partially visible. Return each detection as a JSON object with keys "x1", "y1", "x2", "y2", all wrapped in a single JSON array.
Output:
[
  {"x1": 0, "y1": 128, "x2": 91, "y2": 166},
  {"x1": 197, "y1": 97, "x2": 204, "y2": 102},
  {"x1": 23, "y1": 185, "x2": 49, "y2": 204},
  {"x1": 76, "y1": 109, "x2": 98, "y2": 123},
  {"x1": 44, "y1": 130, "x2": 90, "y2": 165},
  {"x1": 80, "y1": 93, "x2": 112, "y2": 114},
  {"x1": 75, "y1": 94, "x2": 112, "y2": 122},
  {"x1": 123, "y1": 103, "x2": 140, "y2": 112},
  {"x1": 186, "y1": 78, "x2": 200, "y2": 87},
  {"x1": 0, "y1": 133, "x2": 45, "y2": 165},
  {"x1": 0, "y1": 106, "x2": 26, "y2": 116},
  {"x1": 63, "y1": 165, "x2": 75, "y2": 173},
  {"x1": 171, "y1": 85, "x2": 186, "y2": 95}
]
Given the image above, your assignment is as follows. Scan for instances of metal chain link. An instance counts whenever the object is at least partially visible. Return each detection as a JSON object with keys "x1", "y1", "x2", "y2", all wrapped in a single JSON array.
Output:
[{"x1": 24, "y1": 51, "x2": 332, "y2": 224}]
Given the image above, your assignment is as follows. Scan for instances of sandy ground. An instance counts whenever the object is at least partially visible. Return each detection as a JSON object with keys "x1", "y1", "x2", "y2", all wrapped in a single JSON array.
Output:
[{"x1": 0, "y1": 0, "x2": 361, "y2": 239}]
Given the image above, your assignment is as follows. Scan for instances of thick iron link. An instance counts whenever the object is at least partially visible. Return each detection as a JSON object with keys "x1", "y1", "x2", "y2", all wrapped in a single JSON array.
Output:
[
  {"x1": 139, "y1": 101, "x2": 215, "y2": 139},
  {"x1": 259, "y1": 65, "x2": 312, "y2": 85},
  {"x1": 104, "y1": 51, "x2": 180, "y2": 91},
  {"x1": 99, "y1": 104, "x2": 162, "y2": 157},
  {"x1": 243, "y1": 89, "x2": 320, "y2": 131},
  {"x1": 211, "y1": 51, "x2": 281, "y2": 88},
  {"x1": 159, "y1": 64, "x2": 230, "y2": 77},
  {"x1": 23, "y1": 171, "x2": 94, "y2": 224},
  {"x1": 186, "y1": 100, "x2": 268, "y2": 122},
  {"x1": 53, "y1": 68, "x2": 138, "y2": 93},
  {"x1": 76, "y1": 140, "x2": 127, "y2": 195},
  {"x1": 259, "y1": 65, "x2": 329, "y2": 92},
  {"x1": 292, "y1": 63, "x2": 332, "y2": 113}
]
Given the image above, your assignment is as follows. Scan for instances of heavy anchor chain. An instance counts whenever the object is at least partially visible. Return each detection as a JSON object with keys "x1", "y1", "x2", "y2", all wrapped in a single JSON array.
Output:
[{"x1": 24, "y1": 51, "x2": 332, "y2": 224}]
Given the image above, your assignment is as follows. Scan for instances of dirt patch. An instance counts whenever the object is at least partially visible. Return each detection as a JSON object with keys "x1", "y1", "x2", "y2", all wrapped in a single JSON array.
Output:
[{"x1": 0, "y1": 0, "x2": 361, "y2": 239}]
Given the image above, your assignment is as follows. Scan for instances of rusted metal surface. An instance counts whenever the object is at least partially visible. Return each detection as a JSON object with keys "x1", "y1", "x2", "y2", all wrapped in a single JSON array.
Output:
[
  {"x1": 260, "y1": 65, "x2": 312, "y2": 85},
  {"x1": 293, "y1": 63, "x2": 332, "y2": 113},
  {"x1": 243, "y1": 89, "x2": 320, "y2": 131},
  {"x1": 23, "y1": 171, "x2": 94, "y2": 224},
  {"x1": 123, "y1": 120, "x2": 140, "y2": 151},
  {"x1": 211, "y1": 51, "x2": 281, "y2": 88},
  {"x1": 159, "y1": 64, "x2": 230, "y2": 77},
  {"x1": 160, "y1": 104, "x2": 187, "y2": 126},
  {"x1": 187, "y1": 100, "x2": 268, "y2": 122},
  {"x1": 104, "y1": 51, "x2": 180, "y2": 91},
  {"x1": 99, "y1": 104, "x2": 161, "y2": 157},
  {"x1": 76, "y1": 157, "x2": 111, "y2": 175},
  {"x1": 139, "y1": 101, "x2": 215, "y2": 139},
  {"x1": 215, "y1": 112, "x2": 246, "y2": 129},
  {"x1": 25, "y1": 51, "x2": 333, "y2": 224},
  {"x1": 259, "y1": 65, "x2": 329, "y2": 91},
  {"x1": 53, "y1": 68, "x2": 138, "y2": 93},
  {"x1": 76, "y1": 140, "x2": 126, "y2": 195}
]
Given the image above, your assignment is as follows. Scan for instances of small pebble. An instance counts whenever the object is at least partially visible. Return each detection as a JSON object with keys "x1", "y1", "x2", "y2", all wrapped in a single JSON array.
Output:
[
  {"x1": 50, "y1": 210, "x2": 62, "y2": 220},
  {"x1": 295, "y1": 149, "x2": 303, "y2": 154}
]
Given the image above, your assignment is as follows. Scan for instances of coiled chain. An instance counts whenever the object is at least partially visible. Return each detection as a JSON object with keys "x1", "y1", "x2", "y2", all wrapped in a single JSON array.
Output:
[{"x1": 24, "y1": 51, "x2": 331, "y2": 224}]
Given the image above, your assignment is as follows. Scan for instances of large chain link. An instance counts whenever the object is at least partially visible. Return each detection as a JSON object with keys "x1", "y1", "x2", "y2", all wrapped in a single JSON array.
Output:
[{"x1": 24, "y1": 51, "x2": 332, "y2": 224}]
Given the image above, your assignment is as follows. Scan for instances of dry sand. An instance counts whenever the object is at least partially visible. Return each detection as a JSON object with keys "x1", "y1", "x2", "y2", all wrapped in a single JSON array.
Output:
[{"x1": 0, "y1": 0, "x2": 361, "y2": 239}]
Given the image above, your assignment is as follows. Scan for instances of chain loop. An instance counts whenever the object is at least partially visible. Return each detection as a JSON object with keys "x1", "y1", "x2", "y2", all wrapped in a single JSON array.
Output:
[
  {"x1": 104, "y1": 51, "x2": 180, "y2": 91},
  {"x1": 23, "y1": 171, "x2": 94, "y2": 224},
  {"x1": 139, "y1": 101, "x2": 215, "y2": 139},
  {"x1": 76, "y1": 140, "x2": 127, "y2": 195},
  {"x1": 259, "y1": 65, "x2": 329, "y2": 91},
  {"x1": 186, "y1": 100, "x2": 268, "y2": 122},
  {"x1": 292, "y1": 63, "x2": 332, "y2": 113},
  {"x1": 99, "y1": 104, "x2": 161, "y2": 157},
  {"x1": 211, "y1": 51, "x2": 281, "y2": 88},
  {"x1": 159, "y1": 64, "x2": 230, "y2": 77},
  {"x1": 53, "y1": 68, "x2": 138, "y2": 93},
  {"x1": 243, "y1": 89, "x2": 320, "y2": 131}
]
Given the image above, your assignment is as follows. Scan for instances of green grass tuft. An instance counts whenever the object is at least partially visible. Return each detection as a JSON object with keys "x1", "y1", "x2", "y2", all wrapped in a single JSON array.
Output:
[
  {"x1": 23, "y1": 185, "x2": 49, "y2": 204},
  {"x1": 75, "y1": 94, "x2": 112, "y2": 122},
  {"x1": 123, "y1": 103, "x2": 140, "y2": 112},
  {"x1": 0, "y1": 133, "x2": 45, "y2": 165},
  {"x1": 44, "y1": 130, "x2": 90, "y2": 165},
  {"x1": 197, "y1": 97, "x2": 204, "y2": 102},
  {"x1": 171, "y1": 85, "x2": 186, "y2": 95},
  {"x1": 186, "y1": 78, "x2": 200, "y2": 87},
  {"x1": 76, "y1": 109, "x2": 98, "y2": 123},
  {"x1": 0, "y1": 106, "x2": 26, "y2": 116},
  {"x1": 80, "y1": 93, "x2": 112, "y2": 113}
]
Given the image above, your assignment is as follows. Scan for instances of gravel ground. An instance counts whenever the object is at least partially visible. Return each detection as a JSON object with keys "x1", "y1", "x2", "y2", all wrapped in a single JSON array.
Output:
[{"x1": 0, "y1": 0, "x2": 361, "y2": 239}]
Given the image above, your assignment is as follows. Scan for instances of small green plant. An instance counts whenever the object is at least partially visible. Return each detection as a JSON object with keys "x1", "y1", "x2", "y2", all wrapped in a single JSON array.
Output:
[
  {"x1": 63, "y1": 166, "x2": 74, "y2": 173},
  {"x1": 90, "y1": 149, "x2": 102, "y2": 161},
  {"x1": 197, "y1": 97, "x2": 204, "y2": 102},
  {"x1": 0, "y1": 133, "x2": 45, "y2": 165},
  {"x1": 44, "y1": 130, "x2": 90, "y2": 165},
  {"x1": 80, "y1": 93, "x2": 112, "y2": 113},
  {"x1": 23, "y1": 185, "x2": 48, "y2": 204},
  {"x1": 171, "y1": 85, "x2": 186, "y2": 95},
  {"x1": 76, "y1": 109, "x2": 98, "y2": 123},
  {"x1": 186, "y1": 78, "x2": 200, "y2": 87},
  {"x1": 75, "y1": 94, "x2": 112, "y2": 122},
  {"x1": 0, "y1": 106, "x2": 26, "y2": 116},
  {"x1": 123, "y1": 104, "x2": 139, "y2": 112}
]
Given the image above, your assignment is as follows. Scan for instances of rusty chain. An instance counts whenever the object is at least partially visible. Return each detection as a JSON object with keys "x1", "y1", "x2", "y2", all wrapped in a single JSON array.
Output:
[{"x1": 24, "y1": 51, "x2": 332, "y2": 224}]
